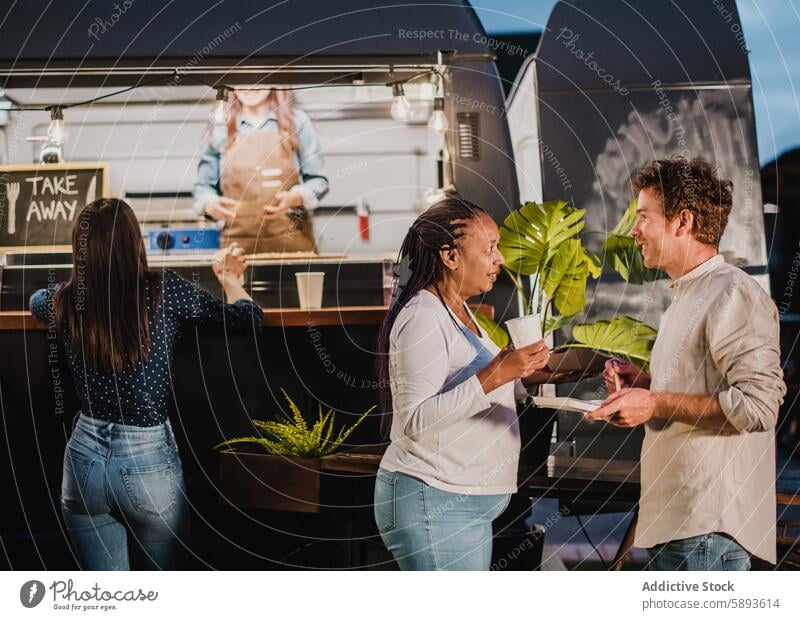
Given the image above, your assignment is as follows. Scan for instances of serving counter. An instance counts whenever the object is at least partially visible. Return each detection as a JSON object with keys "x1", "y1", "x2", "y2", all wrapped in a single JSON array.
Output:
[
  {"x1": 0, "y1": 249, "x2": 505, "y2": 569},
  {"x1": 0, "y1": 250, "x2": 394, "y2": 311}
]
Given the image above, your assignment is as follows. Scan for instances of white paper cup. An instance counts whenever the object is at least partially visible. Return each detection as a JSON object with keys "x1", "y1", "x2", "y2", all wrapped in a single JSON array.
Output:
[
  {"x1": 505, "y1": 314, "x2": 542, "y2": 349},
  {"x1": 296, "y1": 272, "x2": 324, "y2": 309}
]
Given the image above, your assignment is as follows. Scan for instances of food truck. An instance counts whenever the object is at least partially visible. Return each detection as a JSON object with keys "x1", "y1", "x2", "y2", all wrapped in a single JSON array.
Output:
[{"x1": 0, "y1": 0, "x2": 767, "y2": 569}]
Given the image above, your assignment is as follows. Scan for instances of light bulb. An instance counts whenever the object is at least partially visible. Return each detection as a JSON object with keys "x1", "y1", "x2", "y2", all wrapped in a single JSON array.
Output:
[
  {"x1": 424, "y1": 187, "x2": 446, "y2": 206},
  {"x1": 0, "y1": 89, "x2": 10, "y2": 127},
  {"x1": 46, "y1": 106, "x2": 68, "y2": 145},
  {"x1": 351, "y1": 74, "x2": 371, "y2": 103},
  {"x1": 390, "y1": 82, "x2": 412, "y2": 122},
  {"x1": 209, "y1": 87, "x2": 230, "y2": 125},
  {"x1": 434, "y1": 51, "x2": 447, "y2": 77},
  {"x1": 427, "y1": 97, "x2": 448, "y2": 134}
]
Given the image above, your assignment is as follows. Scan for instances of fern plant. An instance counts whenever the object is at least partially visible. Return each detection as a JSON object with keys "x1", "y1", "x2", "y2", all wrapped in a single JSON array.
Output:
[{"x1": 215, "y1": 388, "x2": 375, "y2": 457}]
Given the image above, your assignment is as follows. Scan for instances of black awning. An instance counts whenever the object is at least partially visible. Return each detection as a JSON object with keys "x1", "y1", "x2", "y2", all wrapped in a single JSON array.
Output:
[
  {"x1": 0, "y1": 0, "x2": 493, "y2": 87},
  {"x1": 536, "y1": 0, "x2": 752, "y2": 92}
]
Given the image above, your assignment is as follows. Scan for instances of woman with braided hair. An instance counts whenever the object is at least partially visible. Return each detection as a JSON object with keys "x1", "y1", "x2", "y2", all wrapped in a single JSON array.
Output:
[{"x1": 373, "y1": 195, "x2": 562, "y2": 570}]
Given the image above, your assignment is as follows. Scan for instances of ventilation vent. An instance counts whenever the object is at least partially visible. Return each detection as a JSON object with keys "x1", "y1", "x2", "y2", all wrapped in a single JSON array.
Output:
[{"x1": 456, "y1": 112, "x2": 480, "y2": 161}]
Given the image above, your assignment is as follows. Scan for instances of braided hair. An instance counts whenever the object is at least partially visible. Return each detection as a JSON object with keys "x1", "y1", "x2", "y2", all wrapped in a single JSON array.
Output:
[{"x1": 376, "y1": 194, "x2": 488, "y2": 438}]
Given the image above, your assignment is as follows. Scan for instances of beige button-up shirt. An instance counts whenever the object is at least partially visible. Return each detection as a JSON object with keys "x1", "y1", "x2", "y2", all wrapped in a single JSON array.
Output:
[{"x1": 636, "y1": 254, "x2": 786, "y2": 563}]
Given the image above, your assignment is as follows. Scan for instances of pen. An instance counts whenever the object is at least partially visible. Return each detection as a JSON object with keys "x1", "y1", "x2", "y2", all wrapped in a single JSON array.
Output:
[{"x1": 612, "y1": 362, "x2": 621, "y2": 392}]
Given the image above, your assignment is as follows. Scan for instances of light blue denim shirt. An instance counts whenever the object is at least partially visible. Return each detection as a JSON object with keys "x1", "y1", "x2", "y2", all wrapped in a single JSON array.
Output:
[{"x1": 193, "y1": 108, "x2": 329, "y2": 215}]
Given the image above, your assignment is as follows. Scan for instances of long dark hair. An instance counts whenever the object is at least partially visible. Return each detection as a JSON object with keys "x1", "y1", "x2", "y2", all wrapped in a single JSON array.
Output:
[
  {"x1": 54, "y1": 198, "x2": 159, "y2": 374},
  {"x1": 376, "y1": 195, "x2": 487, "y2": 437}
]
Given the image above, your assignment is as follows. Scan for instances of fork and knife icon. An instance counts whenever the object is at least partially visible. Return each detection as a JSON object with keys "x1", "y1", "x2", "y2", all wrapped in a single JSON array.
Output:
[
  {"x1": 3, "y1": 181, "x2": 20, "y2": 235},
  {"x1": 2, "y1": 174, "x2": 97, "y2": 236}
]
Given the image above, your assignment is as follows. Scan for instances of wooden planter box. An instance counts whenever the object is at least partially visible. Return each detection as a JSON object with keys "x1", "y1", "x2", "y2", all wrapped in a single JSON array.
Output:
[{"x1": 217, "y1": 449, "x2": 323, "y2": 513}]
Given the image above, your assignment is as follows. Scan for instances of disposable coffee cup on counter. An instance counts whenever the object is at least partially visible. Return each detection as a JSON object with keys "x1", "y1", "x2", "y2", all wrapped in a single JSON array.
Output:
[
  {"x1": 296, "y1": 272, "x2": 325, "y2": 309},
  {"x1": 505, "y1": 314, "x2": 543, "y2": 349}
]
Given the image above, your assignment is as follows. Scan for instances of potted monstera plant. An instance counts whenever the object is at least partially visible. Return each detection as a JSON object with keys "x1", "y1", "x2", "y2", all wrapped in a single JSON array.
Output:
[
  {"x1": 476, "y1": 199, "x2": 660, "y2": 371},
  {"x1": 473, "y1": 199, "x2": 659, "y2": 469},
  {"x1": 562, "y1": 199, "x2": 663, "y2": 372}
]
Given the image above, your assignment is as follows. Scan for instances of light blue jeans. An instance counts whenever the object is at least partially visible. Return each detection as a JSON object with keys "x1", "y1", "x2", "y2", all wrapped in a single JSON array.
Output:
[
  {"x1": 374, "y1": 468, "x2": 511, "y2": 570},
  {"x1": 61, "y1": 413, "x2": 188, "y2": 570},
  {"x1": 647, "y1": 533, "x2": 751, "y2": 571}
]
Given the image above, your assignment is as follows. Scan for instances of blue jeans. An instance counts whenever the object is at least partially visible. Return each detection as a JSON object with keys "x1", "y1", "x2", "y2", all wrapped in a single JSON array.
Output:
[
  {"x1": 61, "y1": 413, "x2": 188, "y2": 570},
  {"x1": 374, "y1": 468, "x2": 511, "y2": 570},
  {"x1": 647, "y1": 533, "x2": 751, "y2": 571}
]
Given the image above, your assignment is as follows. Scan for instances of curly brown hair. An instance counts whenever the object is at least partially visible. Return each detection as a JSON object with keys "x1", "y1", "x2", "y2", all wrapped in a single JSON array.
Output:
[{"x1": 631, "y1": 157, "x2": 733, "y2": 246}]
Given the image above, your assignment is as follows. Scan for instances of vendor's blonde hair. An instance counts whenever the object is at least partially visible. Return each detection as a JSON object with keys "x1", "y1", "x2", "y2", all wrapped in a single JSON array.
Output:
[{"x1": 217, "y1": 87, "x2": 300, "y2": 152}]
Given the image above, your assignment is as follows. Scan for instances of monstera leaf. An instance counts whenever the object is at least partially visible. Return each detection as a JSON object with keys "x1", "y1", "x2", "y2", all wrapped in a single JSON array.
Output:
[
  {"x1": 566, "y1": 315, "x2": 657, "y2": 371},
  {"x1": 603, "y1": 200, "x2": 663, "y2": 284},
  {"x1": 499, "y1": 200, "x2": 586, "y2": 276},
  {"x1": 611, "y1": 199, "x2": 638, "y2": 236},
  {"x1": 543, "y1": 239, "x2": 589, "y2": 317},
  {"x1": 473, "y1": 312, "x2": 509, "y2": 349},
  {"x1": 543, "y1": 313, "x2": 576, "y2": 336}
]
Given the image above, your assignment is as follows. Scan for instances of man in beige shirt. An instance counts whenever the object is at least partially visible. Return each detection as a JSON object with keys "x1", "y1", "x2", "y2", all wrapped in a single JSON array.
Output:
[{"x1": 588, "y1": 157, "x2": 786, "y2": 570}]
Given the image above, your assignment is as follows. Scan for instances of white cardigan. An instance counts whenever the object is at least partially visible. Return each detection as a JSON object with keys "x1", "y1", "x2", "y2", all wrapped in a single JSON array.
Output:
[{"x1": 379, "y1": 289, "x2": 525, "y2": 495}]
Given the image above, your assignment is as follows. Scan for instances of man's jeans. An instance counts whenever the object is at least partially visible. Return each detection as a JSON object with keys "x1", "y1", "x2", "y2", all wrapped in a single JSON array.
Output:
[
  {"x1": 61, "y1": 414, "x2": 188, "y2": 570},
  {"x1": 648, "y1": 533, "x2": 751, "y2": 571}
]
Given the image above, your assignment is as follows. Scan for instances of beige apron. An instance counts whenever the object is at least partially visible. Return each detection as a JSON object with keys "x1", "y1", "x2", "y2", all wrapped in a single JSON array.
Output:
[{"x1": 220, "y1": 130, "x2": 316, "y2": 253}]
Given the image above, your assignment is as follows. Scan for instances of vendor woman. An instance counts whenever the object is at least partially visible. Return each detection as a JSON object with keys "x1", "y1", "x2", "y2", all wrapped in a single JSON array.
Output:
[{"x1": 193, "y1": 87, "x2": 329, "y2": 253}]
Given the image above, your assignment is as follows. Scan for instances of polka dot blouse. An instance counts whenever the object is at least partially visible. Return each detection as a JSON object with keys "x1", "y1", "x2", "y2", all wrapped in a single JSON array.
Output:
[{"x1": 29, "y1": 270, "x2": 263, "y2": 427}]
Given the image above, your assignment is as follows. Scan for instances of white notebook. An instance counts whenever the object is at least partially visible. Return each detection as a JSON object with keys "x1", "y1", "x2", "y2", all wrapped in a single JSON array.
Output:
[{"x1": 533, "y1": 396, "x2": 603, "y2": 414}]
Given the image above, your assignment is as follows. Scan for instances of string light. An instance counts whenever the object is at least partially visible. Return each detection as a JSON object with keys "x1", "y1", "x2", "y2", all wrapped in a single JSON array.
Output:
[
  {"x1": 390, "y1": 82, "x2": 412, "y2": 122},
  {"x1": 428, "y1": 97, "x2": 447, "y2": 134},
  {"x1": 45, "y1": 105, "x2": 68, "y2": 145},
  {"x1": 7, "y1": 66, "x2": 450, "y2": 144},
  {"x1": 209, "y1": 86, "x2": 230, "y2": 125},
  {"x1": 423, "y1": 187, "x2": 447, "y2": 206},
  {"x1": 427, "y1": 73, "x2": 447, "y2": 134}
]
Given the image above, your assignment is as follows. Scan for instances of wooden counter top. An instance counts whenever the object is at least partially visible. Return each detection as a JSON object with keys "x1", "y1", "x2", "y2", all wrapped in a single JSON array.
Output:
[
  {"x1": 0, "y1": 306, "x2": 388, "y2": 330},
  {"x1": 0, "y1": 304, "x2": 494, "y2": 330}
]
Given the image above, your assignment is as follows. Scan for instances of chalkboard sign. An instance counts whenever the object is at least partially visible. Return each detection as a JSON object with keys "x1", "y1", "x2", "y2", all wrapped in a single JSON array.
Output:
[{"x1": 0, "y1": 162, "x2": 109, "y2": 248}]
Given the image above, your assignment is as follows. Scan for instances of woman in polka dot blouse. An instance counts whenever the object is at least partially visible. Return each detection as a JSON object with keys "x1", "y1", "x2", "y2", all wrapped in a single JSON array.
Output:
[{"x1": 29, "y1": 198, "x2": 262, "y2": 570}]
